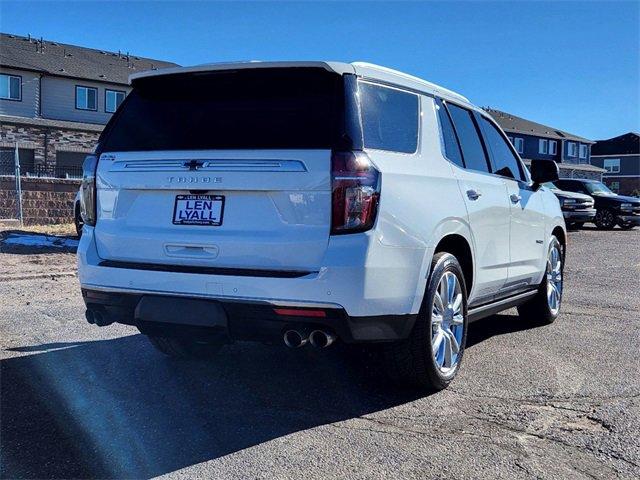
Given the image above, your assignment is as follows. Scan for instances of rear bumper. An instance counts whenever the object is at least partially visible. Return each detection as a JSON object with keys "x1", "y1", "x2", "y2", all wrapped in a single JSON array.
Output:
[
  {"x1": 563, "y1": 209, "x2": 596, "y2": 222},
  {"x1": 77, "y1": 226, "x2": 428, "y2": 341},
  {"x1": 82, "y1": 288, "x2": 417, "y2": 343},
  {"x1": 617, "y1": 214, "x2": 640, "y2": 225}
]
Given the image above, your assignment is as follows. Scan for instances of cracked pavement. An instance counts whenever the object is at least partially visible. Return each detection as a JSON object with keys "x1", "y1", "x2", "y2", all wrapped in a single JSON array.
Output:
[{"x1": 1, "y1": 226, "x2": 639, "y2": 479}]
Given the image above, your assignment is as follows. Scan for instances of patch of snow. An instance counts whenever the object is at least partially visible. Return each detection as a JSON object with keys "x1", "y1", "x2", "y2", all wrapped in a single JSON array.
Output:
[{"x1": 3, "y1": 233, "x2": 79, "y2": 249}]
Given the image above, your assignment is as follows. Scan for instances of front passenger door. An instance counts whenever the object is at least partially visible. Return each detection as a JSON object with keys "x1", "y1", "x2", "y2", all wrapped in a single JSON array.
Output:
[{"x1": 476, "y1": 115, "x2": 547, "y2": 292}]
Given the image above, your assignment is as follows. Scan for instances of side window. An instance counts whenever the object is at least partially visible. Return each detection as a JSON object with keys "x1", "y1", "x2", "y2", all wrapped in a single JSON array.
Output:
[
  {"x1": 446, "y1": 103, "x2": 490, "y2": 173},
  {"x1": 359, "y1": 82, "x2": 419, "y2": 153},
  {"x1": 478, "y1": 116, "x2": 525, "y2": 181},
  {"x1": 435, "y1": 98, "x2": 464, "y2": 167}
]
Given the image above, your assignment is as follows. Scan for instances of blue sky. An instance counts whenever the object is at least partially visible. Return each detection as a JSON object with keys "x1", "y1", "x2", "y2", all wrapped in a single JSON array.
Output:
[{"x1": 1, "y1": 1, "x2": 638, "y2": 139}]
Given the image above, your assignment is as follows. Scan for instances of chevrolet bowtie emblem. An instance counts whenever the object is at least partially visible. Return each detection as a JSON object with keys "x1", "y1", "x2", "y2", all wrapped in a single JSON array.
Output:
[{"x1": 184, "y1": 160, "x2": 205, "y2": 171}]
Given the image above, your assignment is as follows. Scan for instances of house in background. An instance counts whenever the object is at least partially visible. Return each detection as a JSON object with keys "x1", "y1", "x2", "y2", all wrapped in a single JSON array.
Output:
[
  {"x1": 590, "y1": 132, "x2": 640, "y2": 196},
  {"x1": 485, "y1": 108, "x2": 604, "y2": 181},
  {"x1": 0, "y1": 32, "x2": 176, "y2": 177}
]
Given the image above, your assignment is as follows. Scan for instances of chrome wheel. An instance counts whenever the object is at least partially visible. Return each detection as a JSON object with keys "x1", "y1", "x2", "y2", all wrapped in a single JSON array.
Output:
[
  {"x1": 546, "y1": 243, "x2": 563, "y2": 315},
  {"x1": 431, "y1": 271, "x2": 464, "y2": 375}
]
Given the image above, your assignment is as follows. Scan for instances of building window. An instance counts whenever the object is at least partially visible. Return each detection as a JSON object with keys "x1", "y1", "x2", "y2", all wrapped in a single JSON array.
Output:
[
  {"x1": 579, "y1": 144, "x2": 588, "y2": 159},
  {"x1": 549, "y1": 140, "x2": 557, "y2": 155},
  {"x1": 567, "y1": 142, "x2": 578, "y2": 157},
  {"x1": 0, "y1": 74, "x2": 21, "y2": 101},
  {"x1": 538, "y1": 139, "x2": 549, "y2": 154},
  {"x1": 603, "y1": 158, "x2": 621, "y2": 173},
  {"x1": 609, "y1": 181, "x2": 620, "y2": 193},
  {"x1": 0, "y1": 147, "x2": 35, "y2": 175},
  {"x1": 507, "y1": 136, "x2": 514, "y2": 144},
  {"x1": 76, "y1": 86, "x2": 98, "y2": 111},
  {"x1": 513, "y1": 137, "x2": 524, "y2": 154},
  {"x1": 105, "y1": 89, "x2": 126, "y2": 113}
]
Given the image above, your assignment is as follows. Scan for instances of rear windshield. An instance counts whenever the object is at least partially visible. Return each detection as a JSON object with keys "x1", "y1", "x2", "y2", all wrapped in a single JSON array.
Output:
[{"x1": 99, "y1": 68, "x2": 344, "y2": 152}]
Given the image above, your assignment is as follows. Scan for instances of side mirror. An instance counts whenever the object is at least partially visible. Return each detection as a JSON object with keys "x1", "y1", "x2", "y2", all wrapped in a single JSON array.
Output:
[{"x1": 530, "y1": 159, "x2": 559, "y2": 189}]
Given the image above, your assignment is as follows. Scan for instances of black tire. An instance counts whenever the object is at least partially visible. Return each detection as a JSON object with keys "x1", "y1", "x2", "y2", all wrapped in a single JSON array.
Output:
[
  {"x1": 147, "y1": 335, "x2": 223, "y2": 359},
  {"x1": 618, "y1": 222, "x2": 636, "y2": 230},
  {"x1": 595, "y1": 209, "x2": 616, "y2": 230},
  {"x1": 383, "y1": 252, "x2": 468, "y2": 391},
  {"x1": 518, "y1": 236, "x2": 563, "y2": 326},
  {"x1": 74, "y1": 201, "x2": 84, "y2": 237}
]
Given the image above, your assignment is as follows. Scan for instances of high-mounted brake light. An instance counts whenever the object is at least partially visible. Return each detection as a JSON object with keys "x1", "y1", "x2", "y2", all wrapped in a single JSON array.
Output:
[
  {"x1": 80, "y1": 154, "x2": 98, "y2": 226},
  {"x1": 331, "y1": 151, "x2": 380, "y2": 234}
]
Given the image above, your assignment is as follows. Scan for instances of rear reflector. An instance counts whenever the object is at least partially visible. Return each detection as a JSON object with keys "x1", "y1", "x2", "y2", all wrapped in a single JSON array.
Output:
[{"x1": 273, "y1": 308, "x2": 327, "y2": 318}]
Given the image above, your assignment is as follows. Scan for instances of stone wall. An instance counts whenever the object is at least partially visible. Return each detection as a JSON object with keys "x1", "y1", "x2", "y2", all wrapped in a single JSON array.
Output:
[
  {"x1": 0, "y1": 176, "x2": 80, "y2": 225},
  {"x1": 0, "y1": 122, "x2": 99, "y2": 168},
  {"x1": 558, "y1": 165, "x2": 603, "y2": 181}
]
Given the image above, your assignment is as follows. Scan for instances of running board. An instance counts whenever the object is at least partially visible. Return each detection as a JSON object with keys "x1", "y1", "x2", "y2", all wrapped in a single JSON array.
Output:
[{"x1": 468, "y1": 290, "x2": 538, "y2": 323}]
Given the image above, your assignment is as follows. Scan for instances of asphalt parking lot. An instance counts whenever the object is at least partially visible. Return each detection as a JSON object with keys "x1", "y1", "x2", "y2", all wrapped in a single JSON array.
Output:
[{"x1": 1, "y1": 226, "x2": 639, "y2": 479}]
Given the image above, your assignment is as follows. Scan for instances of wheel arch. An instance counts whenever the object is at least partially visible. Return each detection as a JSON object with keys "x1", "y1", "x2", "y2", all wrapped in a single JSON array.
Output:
[{"x1": 433, "y1": 233, "x2": 474, "y2": 297}]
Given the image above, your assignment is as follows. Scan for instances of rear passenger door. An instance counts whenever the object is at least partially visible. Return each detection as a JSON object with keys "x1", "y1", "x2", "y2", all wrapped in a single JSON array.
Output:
[
  {"x1": 439, "y1": 100, "x2": 511, "y2": 303},
  {"x1": 476, "y1": 114, "x2": 547, "y2": 291}
]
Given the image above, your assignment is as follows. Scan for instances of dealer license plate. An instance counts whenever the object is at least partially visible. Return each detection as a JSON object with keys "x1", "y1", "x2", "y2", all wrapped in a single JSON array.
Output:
[{"x1": 172, "y1": 194, "x2": 224, "y2": 226}]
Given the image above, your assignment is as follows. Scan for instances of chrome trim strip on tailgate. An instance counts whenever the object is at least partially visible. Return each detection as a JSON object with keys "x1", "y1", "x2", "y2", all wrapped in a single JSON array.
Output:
[{"x1": 109, "y1": 159, "x2": 308, "y2": 172}]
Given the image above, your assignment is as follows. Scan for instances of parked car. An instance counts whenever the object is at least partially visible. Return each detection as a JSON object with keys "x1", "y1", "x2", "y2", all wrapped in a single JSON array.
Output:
[
  {"x1": 542, "y1": 182, "x2": 596, "y2": 229},
  {"x1": 77, "y1": 61, "x2": 566, "y2": 390},
  {"x1": 554, "y1": 178, "x2": 640, "y2": 230},
  {"x1": 74, "y1": 189, "x2": 83, "y2": 237}
]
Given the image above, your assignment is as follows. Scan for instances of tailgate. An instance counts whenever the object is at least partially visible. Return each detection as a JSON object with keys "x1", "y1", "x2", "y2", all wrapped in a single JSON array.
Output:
[{"x1": 94, "y1": 149, "x2": 331, "y2": 272}]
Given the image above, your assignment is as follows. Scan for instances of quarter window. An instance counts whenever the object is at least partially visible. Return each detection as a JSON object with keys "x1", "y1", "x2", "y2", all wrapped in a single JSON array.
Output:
[
  {"x1": 478, "y1": 116, "x2": 525, "y2": 181},
  {"x1": 435, "y1": 99, "x2": 464, "y2": 167},
  {"x1": 603, "y1": 158, "x2": 620, "y2": 173},
  {"x1": 76, "y1": 86, "x2": 97, "y2": 111},
  {"x1": 446, "y1": 103, "x2": 490, "y2": 173},
  {"x1": 105, "y1": 89, "x2": 126, "y2": 113},
  {"x1": 0, "y1": 74, "x2": 21, "y2": 100},
  {"x1": 359, "y1": 82, "x2": 419, "y2": 153}
]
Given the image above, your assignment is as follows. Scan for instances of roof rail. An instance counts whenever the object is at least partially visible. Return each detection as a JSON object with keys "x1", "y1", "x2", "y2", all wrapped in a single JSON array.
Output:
[{"x1": 351, "y1": 62, "x2": 470, "y2": 103}]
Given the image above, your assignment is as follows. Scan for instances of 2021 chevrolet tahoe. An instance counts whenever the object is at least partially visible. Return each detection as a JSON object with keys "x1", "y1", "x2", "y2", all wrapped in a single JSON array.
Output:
[{"x1": 78, "y1": 62, "x2": 566, "y2": 390}]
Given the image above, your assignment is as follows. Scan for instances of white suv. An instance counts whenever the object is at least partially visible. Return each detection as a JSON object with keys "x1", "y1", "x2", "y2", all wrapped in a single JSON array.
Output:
[{"x1": 78, "y1": 62, "x2": 565, "y2": 390}]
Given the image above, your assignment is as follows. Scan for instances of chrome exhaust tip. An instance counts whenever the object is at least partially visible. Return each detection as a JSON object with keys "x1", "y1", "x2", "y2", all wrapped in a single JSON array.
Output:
[
  {"x1": 283, "y1": 330, "x2": 308, "y2": 348},
  {"x1": 309, "y1": 330, "x2": 336, "y2": 348}
]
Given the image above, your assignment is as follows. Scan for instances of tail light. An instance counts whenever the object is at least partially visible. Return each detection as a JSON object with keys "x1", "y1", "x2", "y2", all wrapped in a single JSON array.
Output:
[
  {"x1": 80, "y1": 155, "x2": 98, "y2": 226},
  {"x1": 331, "y1": 151, "x2": 380, "y2": 234}
]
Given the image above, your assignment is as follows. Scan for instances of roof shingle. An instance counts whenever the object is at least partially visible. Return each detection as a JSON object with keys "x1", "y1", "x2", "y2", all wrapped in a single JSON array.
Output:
[
  {"x1": 484, "y1": 108, "x2": 593, "y2": 144},
  {"x1": 0, "y1": 32, "x2": 177, "y2": 85}
]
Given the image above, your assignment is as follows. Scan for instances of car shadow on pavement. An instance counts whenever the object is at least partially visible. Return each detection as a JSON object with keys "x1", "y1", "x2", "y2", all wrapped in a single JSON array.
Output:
[
  {"x1": 1, "y1": 313, "x2": 535, "y2": 479},
  {"x1": 1, "y1": 335, "x2": 421, "y2": 479},
  {"x1": 466, "y1": 313, "x2": 539, "y2": 348}
]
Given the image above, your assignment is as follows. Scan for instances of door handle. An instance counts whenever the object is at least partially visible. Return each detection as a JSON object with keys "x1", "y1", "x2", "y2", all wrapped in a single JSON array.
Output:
[
  {"x1": 510, "y1": 194, "x2": 521, "y2": 204},
  {"x1": 466, "y1": 189, "x2": 482, "y2": 201}
]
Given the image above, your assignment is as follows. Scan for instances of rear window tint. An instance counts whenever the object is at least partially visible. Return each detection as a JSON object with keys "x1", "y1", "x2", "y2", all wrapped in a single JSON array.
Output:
[
  {"x1": 99, "y1": 68, "x2": 344, "y2": 152},
  {"x1": 435, "y1": 99, "x2": 464, "y2": 168},
  {"x1": 359, "y1": 82, "x2": 419, "y2": 153},
  {"x1": 446, "y1": 103, "x2": 490, "y2": 173}
]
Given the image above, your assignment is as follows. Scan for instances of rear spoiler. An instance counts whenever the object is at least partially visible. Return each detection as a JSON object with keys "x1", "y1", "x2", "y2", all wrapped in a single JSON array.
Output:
[{"x1": 129, "y1": 61, "x2": 356, "y2": 85}]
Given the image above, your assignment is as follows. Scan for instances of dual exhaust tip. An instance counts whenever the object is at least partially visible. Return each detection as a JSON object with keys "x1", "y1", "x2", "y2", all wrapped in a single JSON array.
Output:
[
  {"x1": 283, "y1": 329, "x2": 336, "y2": 349},
  {"x1": 85, "y1": 307, "x2": 114, "y2": 327}
]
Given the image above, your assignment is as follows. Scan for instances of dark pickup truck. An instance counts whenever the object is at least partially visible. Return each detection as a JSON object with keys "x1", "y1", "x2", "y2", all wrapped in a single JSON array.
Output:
[{"x1": 555, "y1": 179, "x2": 640, "y2": 230}]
